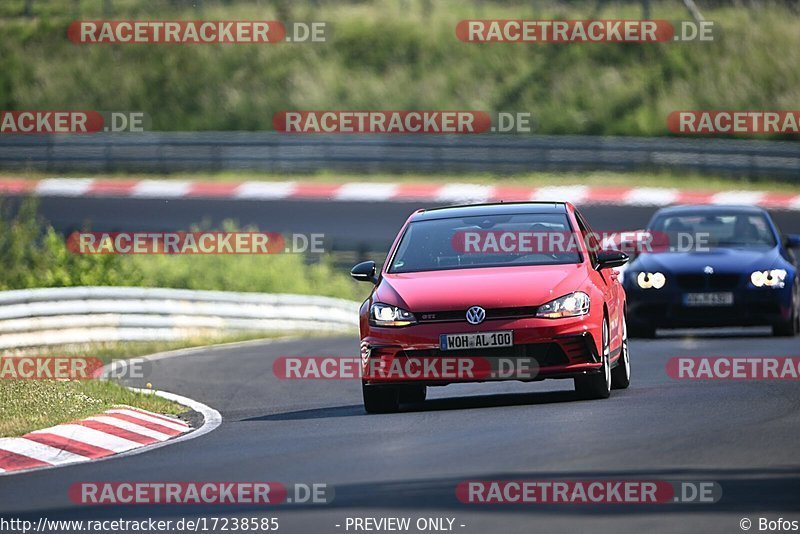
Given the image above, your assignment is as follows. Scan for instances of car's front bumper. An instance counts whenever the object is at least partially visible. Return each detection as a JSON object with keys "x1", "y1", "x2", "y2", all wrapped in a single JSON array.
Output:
[
  {"x1": 360, "y1": 315, "x2": 605, "y2": 386},
  {"x1": 625, "y1": 285, "x2": 793, "y2": 328}
]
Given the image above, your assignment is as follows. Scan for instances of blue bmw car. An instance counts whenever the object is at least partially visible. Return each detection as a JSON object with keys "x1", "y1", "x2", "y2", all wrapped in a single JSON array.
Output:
[{"x1": 623, "y1": 205, "x2": 800, "y2": 338}]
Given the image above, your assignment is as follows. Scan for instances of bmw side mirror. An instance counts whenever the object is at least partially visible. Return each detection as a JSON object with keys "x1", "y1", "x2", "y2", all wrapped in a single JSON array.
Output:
[
  {"x1": 784, "y1": 234, "x2": 800, "y2": 248},
  {"x1": 596, "y1": 250, "x2": 629, "y2": 270},
  {"x1": 351, "y1": 261, "x2": 378, "y2": 284}
]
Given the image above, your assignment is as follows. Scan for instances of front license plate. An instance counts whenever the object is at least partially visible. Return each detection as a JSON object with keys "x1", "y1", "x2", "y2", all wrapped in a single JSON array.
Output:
[
  {"x1": 683, "y1": 292, "x2": 734, "y2": 307},
  {"x1": 440, "y1": 331, "x2": 513, "y2": 351}
]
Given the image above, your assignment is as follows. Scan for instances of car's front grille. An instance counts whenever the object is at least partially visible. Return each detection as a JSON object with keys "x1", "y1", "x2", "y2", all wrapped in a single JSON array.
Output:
[
  {"x1": 676, "y1": 274, "x2": 740, "y2": 291},
  {"x1": 417, "y1": 306, "x2": 540, "y2": 323}
]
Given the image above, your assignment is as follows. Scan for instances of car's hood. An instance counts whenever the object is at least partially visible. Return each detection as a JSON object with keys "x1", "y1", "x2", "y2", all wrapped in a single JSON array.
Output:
[
  {"x1": 631, "y1": 247, "x2": 780, "y2": 273},
  {"x1": 376, "y1": 264, "x2": 588, "y2": 311}
]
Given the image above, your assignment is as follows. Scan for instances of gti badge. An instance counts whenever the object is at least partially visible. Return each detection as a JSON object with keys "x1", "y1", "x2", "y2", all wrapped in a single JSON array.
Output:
[
  {"x1": 704, "y1": 266, "x2": 714, "y2": 275},
  {"x1": 466, "y1": 306, "x2": 486, "y2": 325}
]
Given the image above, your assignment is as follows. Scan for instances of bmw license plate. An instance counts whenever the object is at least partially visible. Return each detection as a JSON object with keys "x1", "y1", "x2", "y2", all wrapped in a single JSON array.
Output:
[
  {"x1": 440, "y1": 331, "x2": 513, "y2": 351},
  {"x1": 683, "y1": 292, "x2": 734, "y2": 307}
]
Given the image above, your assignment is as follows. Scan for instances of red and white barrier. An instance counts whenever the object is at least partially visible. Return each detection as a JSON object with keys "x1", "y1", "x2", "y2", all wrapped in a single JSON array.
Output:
[{"x1": 1, "y1": 178, "x2": 798, "y2": 210}]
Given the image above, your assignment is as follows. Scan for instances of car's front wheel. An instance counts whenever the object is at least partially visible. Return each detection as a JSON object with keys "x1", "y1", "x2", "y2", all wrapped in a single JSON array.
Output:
[
  {"x1": 362, "y1": 383, "x2": 400, "y2": 413},
  {"x1": 611, "y1": 315, "x2": 631, "y2": 389},
  {"x1": 772, "y1": 310, "x2": 799, "y2": 337},
  {"x1": 772, "y1": 291, "x2": 799, "y2": 337},
  {"x1": 574, "y1": 318, "x2": 612, "y2": 400}
]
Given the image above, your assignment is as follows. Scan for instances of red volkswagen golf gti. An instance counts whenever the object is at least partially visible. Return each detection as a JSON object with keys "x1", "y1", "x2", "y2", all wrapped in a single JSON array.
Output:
[{"x1": 351, "y1": 202, "x2": 630, "y2": 413}]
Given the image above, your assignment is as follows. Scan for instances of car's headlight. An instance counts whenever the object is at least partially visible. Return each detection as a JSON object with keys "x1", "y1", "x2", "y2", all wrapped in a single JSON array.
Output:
[
  {"x1": 370, "y1": 303, "x2": 417, "y2": 326},
  {"x1": 637, "y1": 271, "x2": 666, "y2": 289},
  {"x1": 536, "y1": 291, "x2": 590, "y2": 319},
  {"x1": 750, "y1": 269, "x2": 787, "y2": 288}
]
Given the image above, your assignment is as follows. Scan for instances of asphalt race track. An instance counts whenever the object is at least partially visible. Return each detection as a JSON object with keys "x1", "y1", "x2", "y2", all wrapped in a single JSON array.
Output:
[
  {"x1": 23, "y1": 196, "x2": 800, "y2": 252},
  {"x1": 1, "y1": 332, "x2": 798, "y2": 534}
]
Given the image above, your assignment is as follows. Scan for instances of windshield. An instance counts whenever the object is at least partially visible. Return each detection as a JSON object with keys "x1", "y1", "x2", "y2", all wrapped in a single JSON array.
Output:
[
  {"x1": 388, "y1": 212, "x2": 582, "y2": 273},
  {"x1": 650, "y1": 212, "x2": 777, "y2": 249}
]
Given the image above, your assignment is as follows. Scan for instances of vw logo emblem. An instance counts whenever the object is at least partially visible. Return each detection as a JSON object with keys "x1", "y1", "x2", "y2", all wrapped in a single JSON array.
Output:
[
  {"x1": 466, "y1": 306, "x2": 486, "y2": 325},
  {"x1": 704, "y1": 266, "x2": 714, "y2": 275}
]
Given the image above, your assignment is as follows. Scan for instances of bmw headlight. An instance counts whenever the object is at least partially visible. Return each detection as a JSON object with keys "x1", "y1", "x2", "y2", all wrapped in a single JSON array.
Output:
[
  {"x1": 370, "y1": 303, "x2": 417, "y2": 326},
  {"x1": 750, "y1": 269, "x2": 787, "y2": 288},
  {"x1": 637, "y1": 271, "x2": 666, "y2": 289},
  {"x1": 536, "y1": 292, "x2": 590, "y2": 319}
]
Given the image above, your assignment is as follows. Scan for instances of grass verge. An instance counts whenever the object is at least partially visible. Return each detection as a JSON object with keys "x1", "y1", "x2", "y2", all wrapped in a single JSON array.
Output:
[
  {"x1": 0, "y1": 331, "x2": 328, "y2": 437},
  {"x1": 0, "y1": 379, "x2": 185, "y2": 438}
]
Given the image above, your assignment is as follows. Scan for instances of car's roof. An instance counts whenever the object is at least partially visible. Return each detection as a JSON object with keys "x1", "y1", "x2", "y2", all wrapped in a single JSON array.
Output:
[
  {"x1": 410, "y1": 201, "x2": 568, "y2": 221},
  {"x1": 653, "y1": 204, "x2": 769, "y2": 216}
]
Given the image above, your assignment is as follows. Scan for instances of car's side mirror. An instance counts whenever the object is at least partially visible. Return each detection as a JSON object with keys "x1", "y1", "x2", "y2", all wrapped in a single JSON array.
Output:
[
  {"x1": 596, "y1": 250, "x2": 629, "y2": 270},
  {"x1": 784, "y1": 234, "x2": 800, "y2": 248},
  {"x1": 350, "y1": 260, "x2": 378, "y2": 284}
]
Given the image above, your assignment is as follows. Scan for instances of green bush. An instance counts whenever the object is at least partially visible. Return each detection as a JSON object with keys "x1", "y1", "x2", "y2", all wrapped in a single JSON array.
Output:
[
  {"x1": 0, "y1": 198, "x2": 141, "y2": 289},
  {"x1": 0, "y1": 197, "x2": 365, "y2": 300}
]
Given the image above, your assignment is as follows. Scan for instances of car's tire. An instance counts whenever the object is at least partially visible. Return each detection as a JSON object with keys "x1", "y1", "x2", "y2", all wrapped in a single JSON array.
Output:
[
  {"x1": 574, "y1": 318, "x2": 612, "y2": 400},
  {"x1": 628, "y1": 322, "x2": 656, "y2": 339},
  {"x1": 611, "y1": 315, "x2": 631, "y2": 390},
  {"x1": 772, "y1": 306, "x2": 799, "y2": 337},
  {"x1": 399, "y1": 385, "x2": 427, "y2": 404},
  {"x1": 362, "y1": 383, "x2": 400, "y2": 414}
]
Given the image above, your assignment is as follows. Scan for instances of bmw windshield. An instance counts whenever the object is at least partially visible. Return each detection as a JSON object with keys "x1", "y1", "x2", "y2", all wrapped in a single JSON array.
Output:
[{"x1": 649, "y1": 211, "x2": 777, "y2": 250}]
